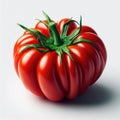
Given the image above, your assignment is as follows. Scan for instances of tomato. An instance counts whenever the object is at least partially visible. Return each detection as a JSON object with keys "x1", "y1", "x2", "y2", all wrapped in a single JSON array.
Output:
[{"x1": 13, "y1": 12, "x2": 107, "y2": 101}]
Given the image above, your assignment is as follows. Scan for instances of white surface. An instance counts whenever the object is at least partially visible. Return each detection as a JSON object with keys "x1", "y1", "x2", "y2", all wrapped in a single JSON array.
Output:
[{"x1": 0, "y1": 0, "x2": 120, "y2": 120}]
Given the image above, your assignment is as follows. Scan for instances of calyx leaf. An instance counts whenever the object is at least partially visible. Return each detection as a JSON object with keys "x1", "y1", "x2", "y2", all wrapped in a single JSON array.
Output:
[{"x1": 18, "y1": 12, "x2": 95, "y2": 61}]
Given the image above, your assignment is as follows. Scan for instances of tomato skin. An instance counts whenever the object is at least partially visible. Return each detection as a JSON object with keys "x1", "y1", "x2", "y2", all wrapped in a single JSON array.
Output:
[
  {"x1": 81, "y1": 25, "x2": 97, "y2": 34},
  {"x1": 35, "y1": 20, "x2": 50, "y2": 37},
  {"x1": 14, "y1": 17, "x2": 107, "y2": 102},
  {"x1": 57, "y1": 18, "x2": 77, "y2": 35},
  {"x1": 18, "y1": 49, "x2": 45, "y2": 97},
  {"x1": 37, "y1": 52, "x2": 65, "y2": 101},
  {"x1": 76, "y1": 32, "x2": 107, "y2": 85}
]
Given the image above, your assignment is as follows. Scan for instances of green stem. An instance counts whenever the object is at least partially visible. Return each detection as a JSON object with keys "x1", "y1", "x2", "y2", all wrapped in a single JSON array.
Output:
[{"x1": 49, "y1": 22, "x2": 62, "y2": 46}]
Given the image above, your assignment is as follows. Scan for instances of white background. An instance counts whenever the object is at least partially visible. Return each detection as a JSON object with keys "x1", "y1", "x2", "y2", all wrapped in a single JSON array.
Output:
[{"x1": 0, "y1": 0, "x2": 120, "y2": 120}]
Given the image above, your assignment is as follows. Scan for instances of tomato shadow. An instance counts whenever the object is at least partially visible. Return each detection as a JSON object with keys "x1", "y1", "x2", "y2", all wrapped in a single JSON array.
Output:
[{"x1": 59, "y1": 82, "x2": 114, "y2": 107}]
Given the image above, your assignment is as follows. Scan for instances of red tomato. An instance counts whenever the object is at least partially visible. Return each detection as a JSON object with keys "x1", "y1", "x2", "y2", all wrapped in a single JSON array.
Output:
[{"x1": 14, "y1": 12, "x2": 107, "y2": 101}]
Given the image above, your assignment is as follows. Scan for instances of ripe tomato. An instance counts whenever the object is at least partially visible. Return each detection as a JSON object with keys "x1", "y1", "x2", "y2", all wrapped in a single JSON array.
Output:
[{"x1": 13, "y1": 12, "x2": 107, "y2": 101}]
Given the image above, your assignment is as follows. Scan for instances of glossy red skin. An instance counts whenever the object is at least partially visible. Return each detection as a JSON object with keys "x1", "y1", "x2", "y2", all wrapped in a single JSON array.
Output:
[
  {"x1": 14, "y1": 18, "x2": 107, "y2": 101},
  {"x1": 35, "y1": 20, "x2": 50, "y2": 37},
  {"x1": 57, "y1": 18, "x2": 77, "y2": 35}
]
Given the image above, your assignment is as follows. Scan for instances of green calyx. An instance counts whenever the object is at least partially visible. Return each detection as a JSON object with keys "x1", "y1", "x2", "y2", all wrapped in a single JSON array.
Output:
[{"x1": 18, "y1": 12, "x2": 95, "y2": 59}]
